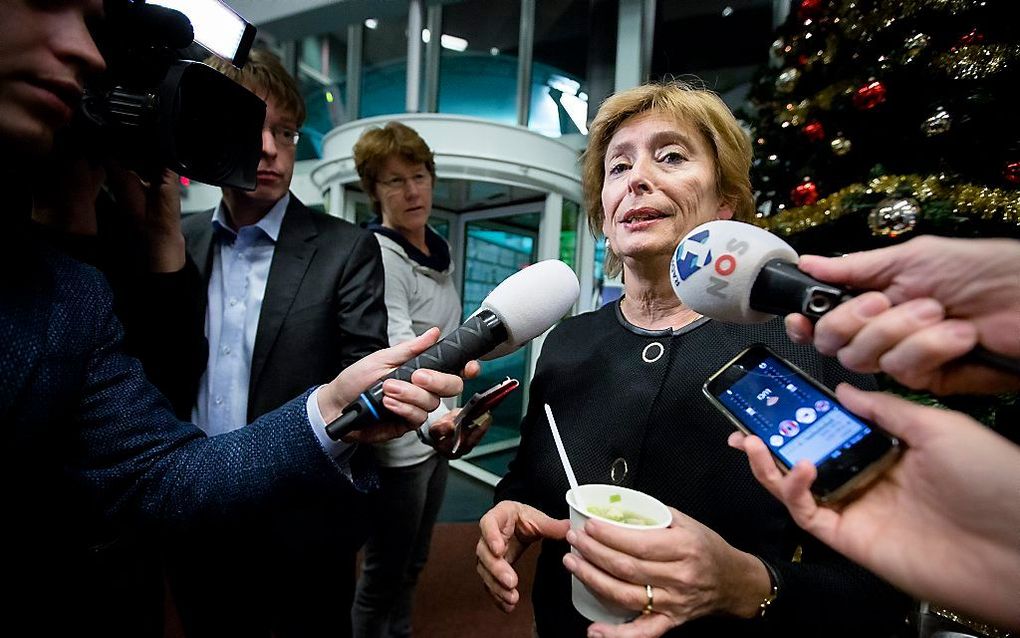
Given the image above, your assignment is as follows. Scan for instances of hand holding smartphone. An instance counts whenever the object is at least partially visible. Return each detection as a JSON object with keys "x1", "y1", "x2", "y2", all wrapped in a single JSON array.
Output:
[
  {"x1": 420, "y1": 377, "x2": 519, "y2": 457},
  {"x1": 457, "y1": 377, "x2": 518, "y2": 426},
  {"x1": 704, "y1": 344, "x2": 900, "y2": 503}
]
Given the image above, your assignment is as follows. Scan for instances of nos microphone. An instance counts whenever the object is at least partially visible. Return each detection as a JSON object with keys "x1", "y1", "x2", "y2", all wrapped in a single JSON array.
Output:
[
  {"x1": 669, "y1": 220, "x2": 1020, "y2": 375},
  {"x1": 670, "y1": 219, "x2": 851, "y2": 323},
  {"x1": 325, "y1": 259, "x2": 580, "y2": 440}
]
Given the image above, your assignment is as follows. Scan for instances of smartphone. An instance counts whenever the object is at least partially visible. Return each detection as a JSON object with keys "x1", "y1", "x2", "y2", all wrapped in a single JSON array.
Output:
[
  {"x1": 457, "y1": 377, "x2": 520, "y2": 430},
  {"x1": 448, "y1": 378, "x2": 519, "y2": 455},
  {"x1": 704, "y1": 344, "x2": 901, "y2": 503}
]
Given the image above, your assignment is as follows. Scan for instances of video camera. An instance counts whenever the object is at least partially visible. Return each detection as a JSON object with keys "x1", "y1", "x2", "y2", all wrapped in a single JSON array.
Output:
[{"x1": 81, "y1": 0, "x2": 265, "y2": 190}]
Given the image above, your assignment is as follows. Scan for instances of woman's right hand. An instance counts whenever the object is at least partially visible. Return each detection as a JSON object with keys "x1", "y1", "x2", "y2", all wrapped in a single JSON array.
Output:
[{"x1": 476, "y1": 500, "x2": 570, "y2": 613}]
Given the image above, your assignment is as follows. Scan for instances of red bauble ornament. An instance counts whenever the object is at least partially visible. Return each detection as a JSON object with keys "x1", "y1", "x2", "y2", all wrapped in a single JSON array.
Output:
[
  {"x1": 802, "y1": 120, "x2": 826, "y2": 142},
  {"x1": 853, "y1": 80, "x2": 887, "y2": 110},
  {"x1": 797, "y1": 0, "x2": 823, "y2": 19},
  {"x1": 956, "y1": 28, "x2": 985, "y2": 47},
  {"x1": 1004, "y1": 161, "x2": 1020, "y2": 185},
  {"x1": 791, "y1": 180, "x2": 820, "y2": 206}
]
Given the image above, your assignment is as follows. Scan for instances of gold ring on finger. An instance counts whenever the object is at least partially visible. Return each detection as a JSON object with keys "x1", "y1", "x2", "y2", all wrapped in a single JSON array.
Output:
[{"x1": 642, "y1": 584, "x2": 654, "y2": 615}]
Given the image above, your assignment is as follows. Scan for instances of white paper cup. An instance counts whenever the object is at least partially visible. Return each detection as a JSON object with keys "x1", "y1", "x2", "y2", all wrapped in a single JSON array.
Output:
[{"x1": 565, "y1": 484, "x2": 671, "y2": 623}]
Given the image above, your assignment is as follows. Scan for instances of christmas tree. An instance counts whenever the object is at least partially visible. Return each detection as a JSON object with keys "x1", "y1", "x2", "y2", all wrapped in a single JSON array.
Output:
[
  {"x1": 745, "y1": 0, "x2": 1019, "y2": 256},
  {"x1": 745, "y1": 4, "x2": 1018, "y2": 635},
  {"x1": 743, "y1": 0, "x2": 1019, "y2": 426}
]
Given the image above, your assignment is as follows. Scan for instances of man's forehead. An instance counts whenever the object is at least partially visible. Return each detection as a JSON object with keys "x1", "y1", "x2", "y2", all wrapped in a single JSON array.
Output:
[{"x1": 251, "y1": 90, "x2": 298, "y2": 124}]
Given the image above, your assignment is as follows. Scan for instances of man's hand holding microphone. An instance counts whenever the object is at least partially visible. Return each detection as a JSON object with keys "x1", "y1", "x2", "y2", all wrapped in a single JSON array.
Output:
[
  {"x1": 317, "y1": 327, "x2": 479, "y2": 445},
  {"x1": 783, "y1": 236, "x2": 1020, "y2": 394}
]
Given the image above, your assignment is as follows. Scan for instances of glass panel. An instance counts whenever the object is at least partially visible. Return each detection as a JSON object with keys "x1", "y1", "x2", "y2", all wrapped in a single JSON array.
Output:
[
  {"x1": 530, "y1": 0, "x2": 590, "y2": 137},
  {"x1": 461, "y1": 214, "x2": 537, "y2": 444},
  {"x1": 559, "y1": 199, "x2": 579, "y2": 268},
  {"x1": 651, "y1": 3, "x2": 772, "y2": 109},
  {"x1": 430, "y1": 218, "x2": 450, "y2": 239},
  {"x1": 594, "y1": 233, "x2": 621, "y2": 306},
  {"x1": 436, "y1": 0, "x2": 521, "y2": 123},
  {"x1": 593, "y1": 235, "x2": 606, "y2": 282},
  {"x1": 361, "y1": 13, "x2": 410, "y2": 117},
  {"x1": 297, "y1": 34, "x2": 348, "y2": 160}
]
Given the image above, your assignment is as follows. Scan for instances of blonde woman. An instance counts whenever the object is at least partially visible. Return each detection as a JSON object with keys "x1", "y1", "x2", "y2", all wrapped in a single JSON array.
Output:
[{"x1": 476, "y1": 82, "x2": 908, "y2": 638}]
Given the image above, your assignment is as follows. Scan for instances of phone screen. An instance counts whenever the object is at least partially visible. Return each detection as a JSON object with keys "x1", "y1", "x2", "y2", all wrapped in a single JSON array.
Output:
[{"x1": 712, "y1": 352, "x2": 874, "y2": 468}]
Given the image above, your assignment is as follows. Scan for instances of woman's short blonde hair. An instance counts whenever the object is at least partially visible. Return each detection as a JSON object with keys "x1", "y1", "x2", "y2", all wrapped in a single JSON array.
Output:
[
  {"x1": 353, "y1": 122, "x2": 436, "y2": 213},
  {"x1": 581, "y1": 80, "x2": 754, "y2": 278},
  {"x1": 204, "y1": 48, "x2": 306, "y2": 126}
]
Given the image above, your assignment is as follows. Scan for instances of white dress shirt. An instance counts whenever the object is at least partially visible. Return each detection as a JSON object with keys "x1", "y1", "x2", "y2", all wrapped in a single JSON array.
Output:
[{"x1": 190, "y1": 194, "x2": 351, "y2": 460}]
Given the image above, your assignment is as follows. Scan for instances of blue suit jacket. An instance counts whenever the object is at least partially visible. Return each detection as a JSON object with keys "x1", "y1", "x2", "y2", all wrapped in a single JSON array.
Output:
[{"x1": 0, "y1": 228, "x2": 363, "y2": 631}]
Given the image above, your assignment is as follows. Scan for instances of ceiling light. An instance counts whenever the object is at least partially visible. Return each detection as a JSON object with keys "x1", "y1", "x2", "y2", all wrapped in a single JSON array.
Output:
[{"x1": 441, "y1": 34, "x2": 468, "y2": 51}]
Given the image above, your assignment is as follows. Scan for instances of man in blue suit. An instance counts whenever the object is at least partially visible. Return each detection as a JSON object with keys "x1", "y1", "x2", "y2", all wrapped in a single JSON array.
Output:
[{"x1": 0, "y1": 1, "x2": 470, "y2": 633}]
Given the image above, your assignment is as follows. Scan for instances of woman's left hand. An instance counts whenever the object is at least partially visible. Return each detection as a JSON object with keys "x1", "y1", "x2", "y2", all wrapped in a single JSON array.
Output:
[{"x1": 563, "y1": 507, "x2": 771, "y2": 638}]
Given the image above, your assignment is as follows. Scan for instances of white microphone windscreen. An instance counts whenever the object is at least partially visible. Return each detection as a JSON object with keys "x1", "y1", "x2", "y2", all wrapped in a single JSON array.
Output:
[
  {"x1": 478, "y1": 259, "x2": 580, "y2": 359},
  {"x1": 670, "y1": 220, "x2": 798, "y2": 323}
]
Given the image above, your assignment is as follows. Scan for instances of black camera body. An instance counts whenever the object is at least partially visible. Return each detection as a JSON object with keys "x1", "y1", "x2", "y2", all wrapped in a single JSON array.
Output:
[{"x1": 81, "y1": 0, "x2": 264, "y2": 190}]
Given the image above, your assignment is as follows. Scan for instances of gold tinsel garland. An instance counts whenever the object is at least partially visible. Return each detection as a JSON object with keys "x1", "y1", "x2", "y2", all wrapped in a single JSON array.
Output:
[
  {"x1": 928, "y1": 603, "x2": 1014, "y2": 638},
  {"x1": 754, "y1": 174, "x2": 1020, "y2": 236},
  {"x1": 932, "y1": 43, "x2": 1020, "y2": 80}
]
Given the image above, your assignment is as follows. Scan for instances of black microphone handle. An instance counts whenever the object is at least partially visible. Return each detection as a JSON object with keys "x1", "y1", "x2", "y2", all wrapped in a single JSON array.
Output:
[
  {"x1": 749, "y1": 259, "x2": 852, "y2": 320},
  {"x1": 968, "y1": 346, "x2": 1020, "y2": 377},
  {"x1": 325, "y1": 310, "x2": 508, "y2": 440},
  {"x1": 749, "y1": 259, "x2": 1020, "y2": 377}
]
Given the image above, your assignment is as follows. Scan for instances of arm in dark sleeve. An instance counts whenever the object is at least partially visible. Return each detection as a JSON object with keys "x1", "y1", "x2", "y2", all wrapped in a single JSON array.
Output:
[
  {"x1": 333, "y1": 229, "x2": 389, "y2": 370},
  {"x1": 493, "y1": 396, "x2": 543, "y2": 506},
  {"x1": 39, "y1": 196, "x2": 208, "y2": 419},
  {"x1": 94, "y1": 199, "x2": 207, "y2": 419},
  {"x1": 75, "y1": 272, "x2": 357, "y2": 532},
  {"x1": 761, "y1": 531, "x2": 911, "y2": 636}
]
